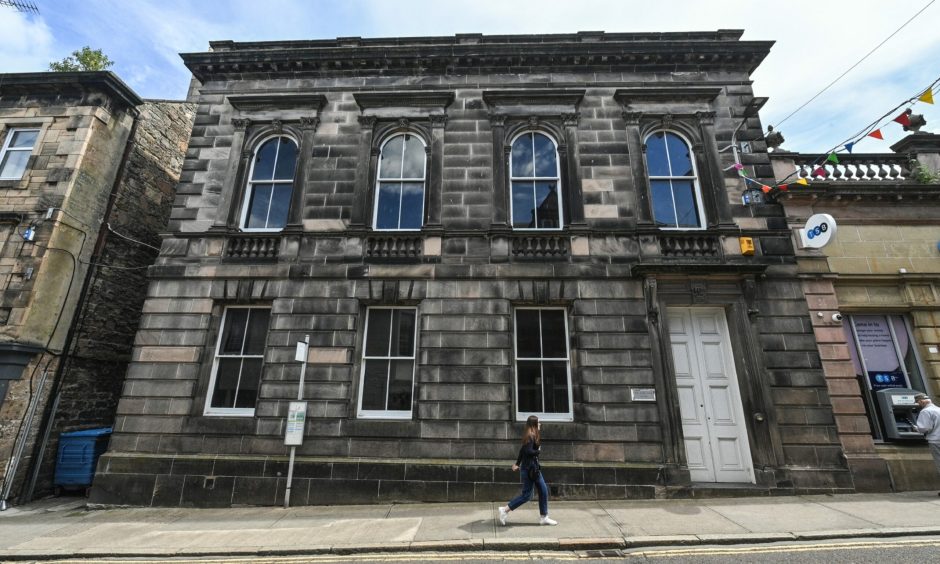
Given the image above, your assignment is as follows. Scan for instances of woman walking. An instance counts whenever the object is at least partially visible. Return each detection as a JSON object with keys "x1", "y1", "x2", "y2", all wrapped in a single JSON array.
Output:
[{"x1": 497, "y1": 415, "x2": 557, "y2": 526}]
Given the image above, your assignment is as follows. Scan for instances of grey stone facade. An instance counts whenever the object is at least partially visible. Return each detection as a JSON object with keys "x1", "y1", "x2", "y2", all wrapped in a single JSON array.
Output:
[
  {"x1": 91, "y1": 32, "x2": 852, "y2": 507},
  {"x1": 0, "y1": 73, "x2": 195, "y2": 504}
]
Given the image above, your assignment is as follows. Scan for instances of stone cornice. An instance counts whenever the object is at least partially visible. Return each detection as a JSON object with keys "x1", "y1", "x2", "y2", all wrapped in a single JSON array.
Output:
[
  {"x1": 0, "y1": 71, "x2": 143, "y2": 110},
  {"x1": 482, "y1": 89, "x2": 586, "y2": 109},
  {"x1": 182, "y1": 33, "x2": 774, "y2": 82},
  {"x1": 353, "y1": 91, "x2": 454, "y2": 111},
  {"x1": 613, "y1": 87, "x2": 723, "y2": 105},
  {"x1": 227, "y1": 94, "x2": 327, "y2": 112}
]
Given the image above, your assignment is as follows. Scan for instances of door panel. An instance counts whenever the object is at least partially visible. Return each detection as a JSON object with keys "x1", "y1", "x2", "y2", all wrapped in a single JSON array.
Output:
[{"x1": 668, "y1": 307, "x2": 754, "y2": 483}]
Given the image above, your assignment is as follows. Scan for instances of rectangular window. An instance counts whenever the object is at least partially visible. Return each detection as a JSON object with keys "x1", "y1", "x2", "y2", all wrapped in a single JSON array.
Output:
[
  {"x1": 0, "y1": 128, "x2": 39, "y2": 180},
  {"x1": 844, "y1": 314, "x2": 927, "y2": 440},
  {"x1": 357, "y1": 307, "x2": 418, "y2": 418},
  {"x1": 514, "y1": 307, "x2": 573, "y2": 421},
  {"x1": 204, "y1": 307, "x2": 271, "y2": 416}
]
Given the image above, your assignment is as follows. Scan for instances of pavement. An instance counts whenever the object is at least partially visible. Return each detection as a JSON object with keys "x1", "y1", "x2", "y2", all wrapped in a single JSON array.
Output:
[{"x1": 1, "y1": 491, "x2": 940, "y2": 560}]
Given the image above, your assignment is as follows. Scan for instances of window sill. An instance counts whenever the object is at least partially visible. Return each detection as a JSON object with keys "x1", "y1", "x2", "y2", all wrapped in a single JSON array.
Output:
[
  {"x1": 357, "y1": 411, "x2": 413, "y2": 420},
  {"x1": 515, "y1": 413, "x2": 574, "y2": 423},
  {"x1": 203, "y1": 408, "x2": 256, "y2": 417}
]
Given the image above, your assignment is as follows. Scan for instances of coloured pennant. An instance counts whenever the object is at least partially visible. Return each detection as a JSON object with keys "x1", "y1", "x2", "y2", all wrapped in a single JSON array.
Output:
[
  {"x1": 778, "y1": 184, "x2": 789, "y2": 191},
  {"x1": 796, "y1": 178, "x2": 809, "y2": 186},
  {"x1": 733, "y1": 163, "x2": 744, "y2": 170},
  {"x1": 867, "y1": 129, "x2": 884, "y2": 140},
  {"x1": 893, "y1": 111, "x2": 911, "y2": 127},
  {"x1": 919, "y1": 89, "x2": 934, "y2": 105},
  {"x1": 826, "y1": 153, "x2": 839, "y2": 165},
  {"x1": 812, "y1": 166, "x2": 827, "y2": 178},
  {"x1": 844, "y1": 142, "x2": 855, "y2": 153},
  {"x1": 761, "y1": 185, "x2": 772, "y2": 193}
]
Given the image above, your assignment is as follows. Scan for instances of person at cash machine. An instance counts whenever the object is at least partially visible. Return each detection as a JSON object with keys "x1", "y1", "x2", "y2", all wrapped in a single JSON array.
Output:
[{"x1": 910, "y1": 393, "x2": 940, "y2": 496}]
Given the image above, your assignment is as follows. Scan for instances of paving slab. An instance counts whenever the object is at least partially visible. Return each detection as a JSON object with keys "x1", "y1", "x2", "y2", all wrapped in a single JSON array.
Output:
[
  {"x1": 600, "y1": 499, "x2": 748, "y2": 536},
  {"x1": 701, "y1": 496, "x2": 879, "y2": 533}
]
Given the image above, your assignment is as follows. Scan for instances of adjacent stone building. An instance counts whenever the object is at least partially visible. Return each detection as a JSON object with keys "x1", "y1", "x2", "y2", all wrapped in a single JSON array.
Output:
[
  {"x1": 91, "y1": 31, "x2": 854, "y2": 508},
  {"x1": 0, "y1": 72, "x2": 194, "y2": 505},
  {"x1": 771, "y1": 133, "x2": 940, "y2": 492}
]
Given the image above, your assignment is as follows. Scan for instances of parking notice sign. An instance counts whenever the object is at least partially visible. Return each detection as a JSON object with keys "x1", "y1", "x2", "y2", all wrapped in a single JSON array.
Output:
[{"x1": 284, "y1": 401, "x2": 307, "y2": 446}]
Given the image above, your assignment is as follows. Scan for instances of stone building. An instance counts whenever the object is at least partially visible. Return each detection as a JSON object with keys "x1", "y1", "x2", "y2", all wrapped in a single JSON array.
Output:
[
  {"x1": 771, "y1": 133, "x2": 940, "y2": 492},
  {"x1": 91, "y1": 31, "x2": 853, "y2": 507},
  {"x1": 0, "y1": 72, "x2": 195, "y2": 505}
]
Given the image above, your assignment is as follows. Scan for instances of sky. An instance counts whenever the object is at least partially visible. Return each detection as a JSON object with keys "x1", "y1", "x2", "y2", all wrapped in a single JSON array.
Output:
[{"x1": 2, "y1": 0, "x2": 938, "y2": 153}]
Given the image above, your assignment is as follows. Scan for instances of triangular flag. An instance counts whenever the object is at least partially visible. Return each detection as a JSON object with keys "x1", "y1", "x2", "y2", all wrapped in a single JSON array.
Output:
[
  {"x1": 844, "y1": 142, "x2": 855, "y2": 153},
  {"x1": 893, "y1": 111, "x2": 911, "y2": 127},
  {"x1": 761, "y1": 185, "x2": 772, "y2": 193},
  {"x1": 812, "y1": 166, "x2": 827, "y2": 178},
  {"x1": 778, "y1": 184, "x2": 789, "y2": 191},
  {"x1": 826, "y1": 153, "x2": 839, "y2": 164},
  {"x1": 733, "y1": 163, "x2": 744, "y2": 170},
  {"x1": 867, "y1": 129, "x2": 884, "y2": 140},
  {"x1": 919, "y1": 89, "x2": 934, "y2": 105},
  {"x1": 796, "y1": 178, "x2": 809, "y2": 186}
]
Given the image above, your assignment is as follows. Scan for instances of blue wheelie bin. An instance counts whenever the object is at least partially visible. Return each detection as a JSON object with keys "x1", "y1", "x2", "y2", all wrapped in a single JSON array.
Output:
[{"x1": 53, "y1": 427, "x2": 112, "y2": 496}]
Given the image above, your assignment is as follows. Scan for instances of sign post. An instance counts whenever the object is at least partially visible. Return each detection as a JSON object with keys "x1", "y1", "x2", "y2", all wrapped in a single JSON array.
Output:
[{"x1": 283, "y1": 335, "x2": 309, "y2": 509}]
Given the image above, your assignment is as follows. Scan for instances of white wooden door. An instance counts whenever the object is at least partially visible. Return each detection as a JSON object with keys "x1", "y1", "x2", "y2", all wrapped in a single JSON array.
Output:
[{"x1": 668, "y1": 307, "x2": 755, "y2": 483}]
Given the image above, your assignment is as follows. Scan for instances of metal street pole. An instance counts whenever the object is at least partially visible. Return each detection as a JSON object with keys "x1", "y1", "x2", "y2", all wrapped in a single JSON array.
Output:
[{"x1": 283, "y1": 334, "x2": 309, "y2": 509}]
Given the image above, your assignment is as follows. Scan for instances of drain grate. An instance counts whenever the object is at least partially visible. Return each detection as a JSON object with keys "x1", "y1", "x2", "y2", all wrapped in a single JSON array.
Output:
[{"x1": 583, "y1": 549, "x2": 624, "y2": 558}]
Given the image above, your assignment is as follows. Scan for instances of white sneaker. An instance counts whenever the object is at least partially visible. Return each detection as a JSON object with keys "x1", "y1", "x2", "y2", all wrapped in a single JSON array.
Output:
[
  {"x1": 539, "y1": 515, "x2": 558, "y2": 526},
  {"x1": 498, "y1": 506, "x2": 509, "y2": 526}
]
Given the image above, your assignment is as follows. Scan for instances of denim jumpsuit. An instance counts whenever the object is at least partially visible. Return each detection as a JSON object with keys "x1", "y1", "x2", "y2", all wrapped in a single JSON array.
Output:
[{"x1": 507, "y1": 438, "x2": 549, "y2": 516}]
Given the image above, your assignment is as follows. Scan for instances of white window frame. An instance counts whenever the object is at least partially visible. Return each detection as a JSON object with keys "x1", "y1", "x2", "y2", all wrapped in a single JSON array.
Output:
[
  {"x1": 204, "y1": 306, "x2": 270, "y2": 417},
  {"x1": 239, "y1": 134, "x2": 297, "y2": 232},
  {"x1": 509, "y1": 130, "x2": 564, "y2": 231},
  {"x1": 645, "y1": 129, "x2": 706, "y2": 230},
  {"x1": 0, "y1": 127, "x2": 40, "y2": 180},
  {"x1": 372, "y1": 132, "x2": 427, "y2": 231},
  {"x1": 357, "y1": 306, "x2": 419, "y2": 419},
  {"x1": 513, "y1": 307, "x2": 573, "y2": 422}
]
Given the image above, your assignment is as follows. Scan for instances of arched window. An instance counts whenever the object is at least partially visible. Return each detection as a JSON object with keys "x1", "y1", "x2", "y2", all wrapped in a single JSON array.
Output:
[
  {"x1": 241, "y1": 135, "x2": 297, "y2": 230},
  {"x1": 510, "y1": 131, "x2": 561, "y2": 230},
  {"x1": 645, "y1": 131, "x2": 704, "y2": 229},
  {"x1": 374, "y1": 133, "x2": 426, "y2": 230}
]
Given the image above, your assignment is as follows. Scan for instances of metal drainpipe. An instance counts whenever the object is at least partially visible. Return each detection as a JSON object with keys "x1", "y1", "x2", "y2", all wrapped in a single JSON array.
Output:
[
  {"x1": 0, "y1": 366, "x2": 50, "y2": 511},
  {"x1": 18, "y1": 106, "x2": 142, "y2": 505}
]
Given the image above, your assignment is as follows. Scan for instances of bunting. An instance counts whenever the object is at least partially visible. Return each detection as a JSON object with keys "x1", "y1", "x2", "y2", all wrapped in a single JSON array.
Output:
[{"x1": 735, "y1": 78, "x2": 938, "y2": 200}]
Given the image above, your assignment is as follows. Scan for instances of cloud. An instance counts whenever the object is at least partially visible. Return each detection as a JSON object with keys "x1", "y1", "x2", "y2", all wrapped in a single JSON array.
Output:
[{"x1": 0, "y1": 9, "x2": 56, "y2": 72}]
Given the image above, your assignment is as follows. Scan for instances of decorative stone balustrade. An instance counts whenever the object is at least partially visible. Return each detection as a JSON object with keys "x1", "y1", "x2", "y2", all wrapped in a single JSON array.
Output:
[
  {"x1": 224, "y1": 235, "x2": 280, "y2": 260},
  {"x1": 511, "y1": 235, "x2": 570, "y2": 259},
  {"x1": 659, "y1": 234, "x2": 720, "y2": 258},
  {"x1": 789, "y1": 154, "x2": 910, "y2": 182},
  {"x1": 364, "y1": 235, "x2": 423, "y2": 259}
]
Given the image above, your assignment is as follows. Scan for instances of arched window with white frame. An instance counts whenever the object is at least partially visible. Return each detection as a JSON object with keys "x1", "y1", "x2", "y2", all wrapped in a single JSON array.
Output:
[
  {"x1": 241, "y1": 135, "x2": 297, "y2": 230},
  {"x1": 645, "y1": 130, "x2": 705, "y2": 229},
  {"x1": 373, "y1": 133, "x2": 426, "y2": 230},
  {"x1": 510, "y1": 131, "x2": 562, "y2": 230}
]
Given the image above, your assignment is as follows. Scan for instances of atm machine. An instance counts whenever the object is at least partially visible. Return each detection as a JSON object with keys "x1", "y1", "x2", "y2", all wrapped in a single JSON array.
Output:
[{"x1": 875, "y1": 388, "x2": 926, "y2": 441}]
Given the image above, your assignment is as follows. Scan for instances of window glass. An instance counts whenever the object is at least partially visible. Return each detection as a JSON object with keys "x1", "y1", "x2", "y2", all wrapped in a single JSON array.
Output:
[
  {"x1": 251, "y1": 139, "x2": 279, "y2": 180},
  {"x1": 533, "y1": 133, "x2": 556, "y2": 177},
  {"x1": 665, "y1": 133, "x2": 694, "y2": 176},
  {"x1": 514, "y1": 308, "x2": 571, "y2": 419},
  {"x1": 207, "y1": 307, "x2": 271, "y2": 414},
  {"x1": 511, "y1": 182, "x2": 536, "y2": 228},
  {"x1": 510, "y1": 132, "x2": 561, "y2": 229},
  {"x1": 511, "y1": 135, "x2": 534, "y2": 177},
  {"x1": 0, "y1": 128, "x2": 39, "y2": 180},
  {"x1": 243, "y1": 136, "x2": 296, "y2": 230},
  {"x1": 646, "y1": 131, "x2": 702, "y2": 229},
  {"x1": 10, "y1": 130, "x2": 38, "y2": 148},
  {"x1": 672, "y1": 180, "x2": 701, "y2": 228},
  {"x1": 645, "y1": 132, "x2": 670, "y2": 177},
  {"x1": 401, "y1": 135, "x2": 425, "y2": 178},
  {"x1": 273, "y1": 137, "x2": 297, "y2": 180},
  {"x1": 359, "y1": 307, "x2": 417, "y2": 417},
  {"x1": 375, "y1": 134, "x2": 426, "y2": 230},
  {"x1": 379, "y1": 135, "x2": 405, "y2": 179}
]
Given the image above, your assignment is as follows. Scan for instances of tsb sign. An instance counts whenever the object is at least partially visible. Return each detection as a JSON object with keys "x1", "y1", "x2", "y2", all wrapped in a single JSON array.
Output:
[{"x1": 799, "y1": 213, "x2": 837, "y2": 249}]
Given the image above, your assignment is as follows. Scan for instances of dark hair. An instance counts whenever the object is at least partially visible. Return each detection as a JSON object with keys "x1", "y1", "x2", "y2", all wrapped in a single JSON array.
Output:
[{"x1": 521, "y1": 415, "x2": 541, "y2": 445}]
